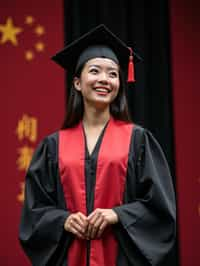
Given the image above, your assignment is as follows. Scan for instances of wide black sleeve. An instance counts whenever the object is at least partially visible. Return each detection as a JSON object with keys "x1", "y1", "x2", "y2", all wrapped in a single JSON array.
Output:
[
  {"x1": 19, "y1": 134, "x2": 72, "y2": 266},
  {"x1": 114, "y1": 127, "x2": 176, "y2": 266}
]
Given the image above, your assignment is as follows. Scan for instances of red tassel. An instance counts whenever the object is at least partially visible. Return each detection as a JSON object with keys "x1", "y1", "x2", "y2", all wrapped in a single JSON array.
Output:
[{"x1": 127, "y1": 47, "x2": 135, "y2": 83}]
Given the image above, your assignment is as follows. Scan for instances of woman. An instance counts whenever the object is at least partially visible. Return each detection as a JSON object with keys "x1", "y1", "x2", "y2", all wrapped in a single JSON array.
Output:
[{"x1": 19, "y1": 25, "x2": 176, "y2": 266}]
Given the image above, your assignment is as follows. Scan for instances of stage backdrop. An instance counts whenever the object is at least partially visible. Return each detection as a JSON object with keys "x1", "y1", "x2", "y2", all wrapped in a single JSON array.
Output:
[
  {"x1": 0, "y1": 1, "x2": 65, "y2": 265},
  {"x1": 170, "y1": 0, "x2": 200, "y2": 265}
]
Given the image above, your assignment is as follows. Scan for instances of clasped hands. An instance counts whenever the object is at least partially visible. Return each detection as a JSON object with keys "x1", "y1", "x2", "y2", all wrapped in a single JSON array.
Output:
[{"x1": 64, "y1": 208, "x2": 118, "y2": 240}]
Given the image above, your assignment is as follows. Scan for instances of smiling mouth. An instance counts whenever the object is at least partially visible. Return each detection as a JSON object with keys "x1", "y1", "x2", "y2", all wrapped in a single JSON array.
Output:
[{"x1": 94, "y1": 87, "x2": 111, "y2": 93}]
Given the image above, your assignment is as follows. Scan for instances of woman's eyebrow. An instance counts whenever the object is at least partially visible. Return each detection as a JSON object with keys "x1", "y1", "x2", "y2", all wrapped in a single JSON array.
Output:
[{"x1": 88, "y1": 64, "x2": 118, "y2": 70}]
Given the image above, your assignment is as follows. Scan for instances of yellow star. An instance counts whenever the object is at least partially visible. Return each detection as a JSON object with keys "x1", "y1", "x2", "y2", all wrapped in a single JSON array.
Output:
[
  {"x1": 35, "y1": 41, "x2": 45, "y2": 52},
  {"x1": 25, "y1": 50, "x2": 34, "y2": 61},
  {"x1": 35, "y1": 25, "x2": 45, "y2": 36},
  {"x1": 25, "y1": 16, "x2": 34, "y2": 25},
  {"x1": 0, "y1": 17, "x2": 23, "y2": 46}
]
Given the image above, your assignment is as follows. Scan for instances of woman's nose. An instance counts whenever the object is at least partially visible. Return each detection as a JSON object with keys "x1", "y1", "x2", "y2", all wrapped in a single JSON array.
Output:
[{"x1": 98, "y1": 72, "x2": 108, "y2": 84}]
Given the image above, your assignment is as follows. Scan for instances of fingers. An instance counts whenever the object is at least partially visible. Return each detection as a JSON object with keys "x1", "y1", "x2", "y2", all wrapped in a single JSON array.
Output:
[
  {"x1": 64, "y1": 209, "x2": 118, "y2": 240},
  {"x1": 64, "y1": 212, "x2": 88, "y2": 239},
  {"x1": 68, "y1": 219, "x2": 85, "y2": 239},
  {"x1": 87, "y1": 209, "x2": 119, "y2": 239},
  {"x1": 90, "y1": 215, "x2": 103, "y2": 239},
  {"x1": 74, "y1": 212, "x2": 88, "y2": 232},
  {"x1": 86, "y1": 209, "x2": 109, "y2": 239},
  {"x1": 97, "y1": 220, "x2": 107, "y2": 238},
  {"x1": 86, "y1": 211, "x2": 104, "y2": 239}
]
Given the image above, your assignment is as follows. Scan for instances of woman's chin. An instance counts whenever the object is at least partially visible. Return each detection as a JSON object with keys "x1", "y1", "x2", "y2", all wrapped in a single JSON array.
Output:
[{"x1": 85, "y1": 98, "x2": 111, "y2": 110}]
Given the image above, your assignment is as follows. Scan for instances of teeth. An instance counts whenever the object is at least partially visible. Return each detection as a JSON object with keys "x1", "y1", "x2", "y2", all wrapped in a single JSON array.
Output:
[{"x1": 95, "y1": 88, "x2": 109, "y2": 92}]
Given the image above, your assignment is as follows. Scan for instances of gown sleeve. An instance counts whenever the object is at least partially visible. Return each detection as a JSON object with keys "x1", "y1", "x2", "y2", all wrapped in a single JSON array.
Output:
[
  {"x1": 19, "y1": 134, "x2": 72, "y2": 266},
  {"x1": 113, "y1": 127, "x2": 176, "y2": 266}
]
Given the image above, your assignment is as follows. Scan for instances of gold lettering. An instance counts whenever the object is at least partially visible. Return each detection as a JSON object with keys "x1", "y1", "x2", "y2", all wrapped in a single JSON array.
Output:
[
  {"x1": 16, "y1": 114, "x2": 38, "y2": 142},
  {"x1": 17, "y1": 145, "x2": 34, "y2": 171}
]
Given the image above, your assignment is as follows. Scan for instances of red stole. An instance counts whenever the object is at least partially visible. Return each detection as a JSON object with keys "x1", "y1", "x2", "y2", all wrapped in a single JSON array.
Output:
[{"x1": 59, "y1": 118, "x2": 134, "y2": 266}]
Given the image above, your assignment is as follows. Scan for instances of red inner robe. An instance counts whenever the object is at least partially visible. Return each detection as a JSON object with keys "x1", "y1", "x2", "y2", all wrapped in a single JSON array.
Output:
[{"x1": 59, "y1": 118, "x2": 134, "y2": 266}]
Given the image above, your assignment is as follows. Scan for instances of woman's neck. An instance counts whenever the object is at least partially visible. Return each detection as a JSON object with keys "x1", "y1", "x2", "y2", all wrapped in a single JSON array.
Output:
[{"x1": 83, "y1": 105, "x2": 110, "y2": 128}]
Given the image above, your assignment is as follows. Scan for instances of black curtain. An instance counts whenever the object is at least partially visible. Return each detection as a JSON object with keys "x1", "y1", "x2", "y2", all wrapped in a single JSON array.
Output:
[{"x1": 63, "y1": 1, "x2": 178, "y2": 265}]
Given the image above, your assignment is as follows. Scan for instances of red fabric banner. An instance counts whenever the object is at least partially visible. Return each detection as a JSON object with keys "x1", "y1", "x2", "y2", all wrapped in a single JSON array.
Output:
[
  {"x1": 170, "y1": 1, "x2": 200, "y2": 265},
  {"x1": 0, "y1": 1, "x2": 64, "y2": 265}
]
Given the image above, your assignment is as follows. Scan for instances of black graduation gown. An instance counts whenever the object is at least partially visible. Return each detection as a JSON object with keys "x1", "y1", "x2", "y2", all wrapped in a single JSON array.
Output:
[{"x1": 19, "y1": 125, "x2": 176, "y2": 266}]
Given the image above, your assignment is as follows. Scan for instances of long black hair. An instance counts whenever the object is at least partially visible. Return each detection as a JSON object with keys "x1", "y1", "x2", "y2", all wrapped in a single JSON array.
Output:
[{"x1": 62, "y1": 63, "x2": 132, "y2": 129}]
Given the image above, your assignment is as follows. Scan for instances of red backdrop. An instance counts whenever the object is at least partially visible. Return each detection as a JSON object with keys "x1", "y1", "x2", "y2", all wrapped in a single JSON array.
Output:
[
  {"x1": 0, "y1": 1, "x2": 64, "y2": 265},
  {"x1": 170, "y1": 1, "x2": 200, "y2": 265}
]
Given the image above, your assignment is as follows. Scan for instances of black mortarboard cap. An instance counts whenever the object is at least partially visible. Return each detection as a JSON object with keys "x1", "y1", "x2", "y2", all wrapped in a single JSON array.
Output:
[{"x1": 51, "y1": 24, "x2": 142, "y2": 82}]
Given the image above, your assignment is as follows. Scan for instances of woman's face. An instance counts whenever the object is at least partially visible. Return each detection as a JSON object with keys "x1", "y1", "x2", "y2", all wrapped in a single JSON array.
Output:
[{"x1": 73, "y1": 57, "x2": 120, "y2": 109}]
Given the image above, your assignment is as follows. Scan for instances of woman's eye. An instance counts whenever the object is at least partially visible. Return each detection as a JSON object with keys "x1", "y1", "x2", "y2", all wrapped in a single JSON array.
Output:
[
  {"x1": 109, "y1": 71, "x2": 118, "y2": 78},
  {"x1": 89, "y1": 68, "x2": 98, "y2": 74}
]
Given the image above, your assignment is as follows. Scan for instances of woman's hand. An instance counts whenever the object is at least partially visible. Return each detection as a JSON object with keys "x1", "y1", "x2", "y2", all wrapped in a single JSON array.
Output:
[
  {"x1": 86, "y1": 208, "x2": 118, "y2": 239},
  {"x1": 64, "y1": 212, "x2": 88, "y2": 239}
]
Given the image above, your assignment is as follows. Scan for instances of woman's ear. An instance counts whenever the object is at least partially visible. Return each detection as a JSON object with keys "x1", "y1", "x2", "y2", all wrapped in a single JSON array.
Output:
[{"x1": 73, "y1": 77, "x2": 81, "y2": 91}]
